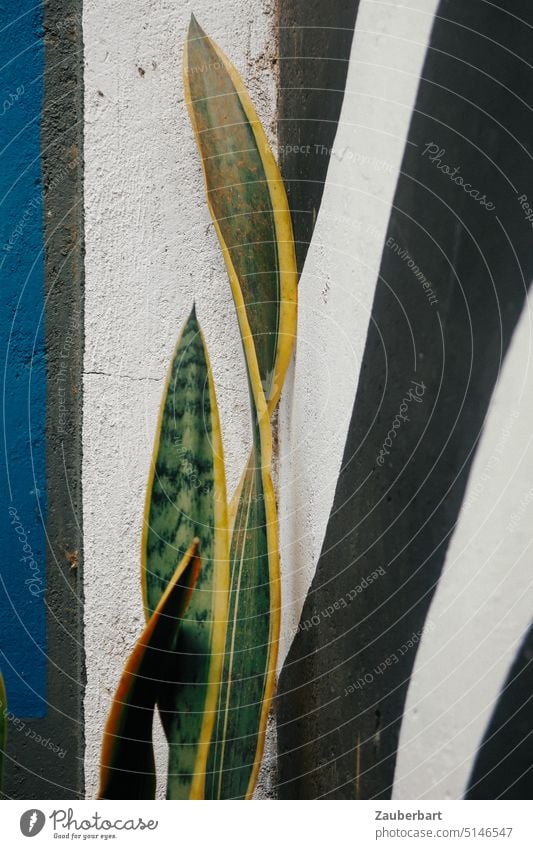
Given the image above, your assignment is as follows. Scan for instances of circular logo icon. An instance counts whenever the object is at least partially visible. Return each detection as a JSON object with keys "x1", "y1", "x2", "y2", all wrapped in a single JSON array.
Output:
[{"x1": 20, "y1": 810, "x2": 46, "y2": 837}]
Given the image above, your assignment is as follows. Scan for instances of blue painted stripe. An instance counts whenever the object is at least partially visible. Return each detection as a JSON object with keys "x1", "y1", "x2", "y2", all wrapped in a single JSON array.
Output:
[{"x1": 0, "y1": 2, "x2": 47, "y2": 717}]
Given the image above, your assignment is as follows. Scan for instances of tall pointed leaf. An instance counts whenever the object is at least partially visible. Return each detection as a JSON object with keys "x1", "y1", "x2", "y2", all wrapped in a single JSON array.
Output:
[
  {"x1": 99, "y1": 540, "x2": 201, "y2": 800},
  {"x1": 141, "y1": 307, "x2": 229, "y2": 799},
  {"x1": 184, "y1": 18, "x2": 297, "y2": 798},
  {"x1": 184, "y1": 15, "x2": 297, "y2": 412},
  {"x1": 206, "y1": 414, "x2": 278, "y2": 799}
]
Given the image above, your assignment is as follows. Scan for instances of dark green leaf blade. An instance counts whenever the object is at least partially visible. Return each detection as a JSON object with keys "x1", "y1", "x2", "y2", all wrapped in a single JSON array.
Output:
[
  {"x1": 141, "y1": 307, "x2": 229, "y2": 799},
  {"x1": 99, "y1": 540, "x2": 201, "y2": 800}
]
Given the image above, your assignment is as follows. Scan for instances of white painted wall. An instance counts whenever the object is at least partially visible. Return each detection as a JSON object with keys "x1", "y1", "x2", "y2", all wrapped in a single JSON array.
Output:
[
  {"x1": 83, "y1": 0, "x2": 532, "y2": 800},
  {"x1": 278, "y1": 0, "x2": 441, "y2": 667},
  {"x1": 82, "y1": 0, "x2": 277, "y2": 798}
]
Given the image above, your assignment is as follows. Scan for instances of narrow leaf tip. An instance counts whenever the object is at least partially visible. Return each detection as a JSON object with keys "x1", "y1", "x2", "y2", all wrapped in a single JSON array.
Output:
[{"x1": 188, "y1": 14, "x2": 204, "y2": 40}]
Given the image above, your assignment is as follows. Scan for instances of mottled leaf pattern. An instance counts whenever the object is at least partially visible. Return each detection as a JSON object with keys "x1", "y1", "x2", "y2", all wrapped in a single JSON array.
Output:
[
  {"x1": 185, "y1": 17, "x2": 297, "y2": 798},
  {"x1": 184, "y1": 15, "x2": 297, "y2": 411},
  {"x1": 206, "y1": 432, "x2": 278, "y2": 799},
  {"x1": 141, "y1": 307, "x2": 228, "y2": 799}
]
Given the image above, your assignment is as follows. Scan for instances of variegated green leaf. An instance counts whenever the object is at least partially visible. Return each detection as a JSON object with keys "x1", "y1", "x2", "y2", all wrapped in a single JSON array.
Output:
[
  {"x1": 206, "y1": 430, "x2": 278, "y2": 799},
  {"x1": 141, "y1": 307, "x2": 228, "y2": 799},
  {"x1": 185, "y1": 18, "x2": 297, "y2": 799},
  {"x1": 99, "y1": 540, "x2": 201, "y2": 800},
  {"x1": 184, "y1": 15, "x2": 297, "y2": 412}
]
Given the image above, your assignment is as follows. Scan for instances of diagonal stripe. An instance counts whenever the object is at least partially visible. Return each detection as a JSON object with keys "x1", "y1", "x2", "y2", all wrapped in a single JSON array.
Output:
[
  {"x1": 278, "y1": 0, "x2": 533, "y2": 799},
  {"x1": 395, "y1": 302, "x2": 533, "y2": 800}
]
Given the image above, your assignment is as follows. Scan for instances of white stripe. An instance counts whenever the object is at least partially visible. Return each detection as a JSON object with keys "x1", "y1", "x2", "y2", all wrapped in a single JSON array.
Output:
[
  {"x1": 278, "y1": 0, "x2": 442, "y2": 669},
  {"x1": 393, "y1": 300, "x2": 533, "y2": 799}
]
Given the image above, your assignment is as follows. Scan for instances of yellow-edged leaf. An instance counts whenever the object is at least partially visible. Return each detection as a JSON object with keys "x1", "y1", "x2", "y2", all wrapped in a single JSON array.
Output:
[
  {"x1": 141, "y1": 307, "x2": 229, "y2": 799},
  {"x1": 184, "y1": 15, "x2": 297, "y2": 413},
  {"x1": 98, "y1": 539, "x2": 201, "y2": 800},
  {"x1": 184, "y1": 17, "x2": 297, "y2": 799}
]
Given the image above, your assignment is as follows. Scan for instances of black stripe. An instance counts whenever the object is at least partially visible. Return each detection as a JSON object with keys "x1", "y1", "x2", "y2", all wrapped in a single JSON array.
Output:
[
  {"x1": 277, "y1": 0, "x2": 533, "y2": 799},
  {"x1": 466, "y1": 623, "x2": 533, "y2": 800},
  {"x1": 278, "y1": 0, "x2": 361, "y2": 273}
]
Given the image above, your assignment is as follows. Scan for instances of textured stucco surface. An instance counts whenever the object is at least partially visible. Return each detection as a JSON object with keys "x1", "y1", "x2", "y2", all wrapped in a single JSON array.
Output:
[
  {"x1": 82, "y1": 0, "x2": 533, "y2": 802},
  {"x1": 82, "y1": 0, "x2": 277, "y2": 798}
]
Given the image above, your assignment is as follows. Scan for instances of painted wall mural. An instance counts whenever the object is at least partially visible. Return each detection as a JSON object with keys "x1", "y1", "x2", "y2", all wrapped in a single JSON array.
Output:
[
  {"x1": 96, "y1": 21, "x2": 297, "y2": 800},
  {"x1": 277, "y1": 0, "x2": 533, "y2": 800},
  {"x1": 0, "y1": 0, "x2": 47, "y2": 720},
  {"x1": 0, "y1": 0, "x2": 84, "y2": 799},
  {"x1": 0, "y1": 0, "x2": 531, "y2": 805}
]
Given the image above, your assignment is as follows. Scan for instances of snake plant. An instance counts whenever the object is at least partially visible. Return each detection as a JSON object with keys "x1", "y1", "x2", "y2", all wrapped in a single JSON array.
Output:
[
  {"x1": 185, "y1": 15, "x2": 297, "y2": 799},
  {"x1": 98, "y1": 16, "x2": 297, "y2": 800},
  {"x1": 99, "y1": 540, "x2": 202, "y2": 799}
]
